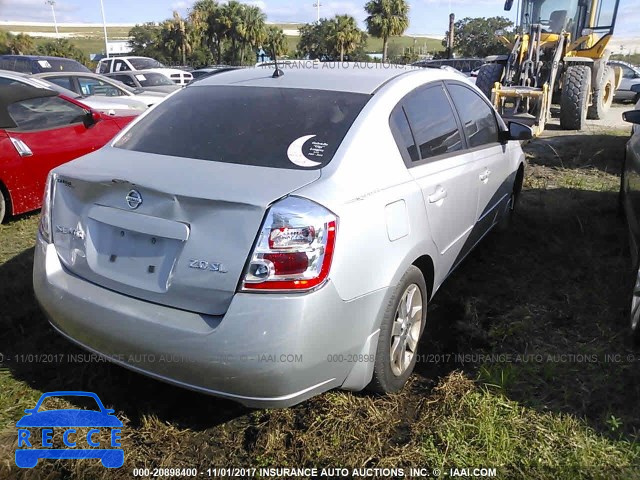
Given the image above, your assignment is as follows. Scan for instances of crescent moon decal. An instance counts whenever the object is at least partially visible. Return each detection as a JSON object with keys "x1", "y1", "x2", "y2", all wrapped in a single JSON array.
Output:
[{"x1": 287, "y1": 135, "x2": 322, "y2": 168}]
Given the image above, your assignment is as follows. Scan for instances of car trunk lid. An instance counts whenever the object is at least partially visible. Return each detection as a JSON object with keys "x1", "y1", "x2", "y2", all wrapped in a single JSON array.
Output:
[{"x1": 51, "y1": 147, "x2": 321, "y2": 316}]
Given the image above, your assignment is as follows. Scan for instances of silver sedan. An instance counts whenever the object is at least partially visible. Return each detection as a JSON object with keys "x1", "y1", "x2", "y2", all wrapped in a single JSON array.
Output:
[{"x1": 33, "y1": 64, "x2": 529, "y2": 407}]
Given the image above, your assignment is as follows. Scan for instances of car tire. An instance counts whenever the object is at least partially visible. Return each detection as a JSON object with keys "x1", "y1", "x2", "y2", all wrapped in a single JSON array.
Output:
[
  {"x1": 0, "y1": 191, "x2": 6, "y2": 224},
  {"x1": 368, "y1": 266, "x2": 427, "y2": 393},
  {"x1": 497, "y1": 167, "x2": 524, "y2": 232},
  {"x1": 587, "y1": 66, "x2": 615, "y2": 120},
  {"x1": 629, "y1": 259, "x2": 640, "y2": 346},
  {"x1": 476, "y1": 63, "x2": 505, "y2": 100},
  {"x1": 619, "y1": 152, "x2": 627, "y2": 219},
  {"x1": 560, "y1": 65, "x2": 592, "y2": 130}
]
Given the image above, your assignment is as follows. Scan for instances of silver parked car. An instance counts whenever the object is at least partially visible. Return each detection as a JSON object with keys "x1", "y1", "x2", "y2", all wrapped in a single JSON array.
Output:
[
  {"x1": 610, "y1": 60, "x2": 640, "y2": 103},
  {"x1": 0, "y1": 70, "x2": 147, "y2": 115},
  {"x1": 33, "y1": 64, "x2": 529, "y2": 407},
  {"x1": 34, "y1": 72, "x2": 168, "y2": 107}
]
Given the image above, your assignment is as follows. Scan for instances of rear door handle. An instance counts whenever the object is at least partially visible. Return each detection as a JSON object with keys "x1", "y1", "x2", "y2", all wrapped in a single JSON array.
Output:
[
  {"x1": 9, "y1": 137, "x2": 33, "y2": 157},
  {"x1": 428, "y1": 187, "x2": 448, "y2": 203},
  {"x1": 479, "y1": 169, "x2": 492, "y2": 182}
]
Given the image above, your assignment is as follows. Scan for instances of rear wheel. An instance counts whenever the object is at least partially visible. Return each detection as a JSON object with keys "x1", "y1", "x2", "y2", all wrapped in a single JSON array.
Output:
[
  {"x1": 0, "y1": 191, "x2": 6, "y2": 224},
  {"x1": 476, "y1": 63, "x2": 505, "y2": 100},
  {"x1": 368, "y1": 266, "x2": 427, "y2": 393},
  {"x1": 588, "y1": 65, "x2": 615, "y2": 120},
  {"x1": 560, "y1": 65, "x2": 592, "y2": 130},
  {"x1": 629, "y1": 260, "x2": 640, "y2": 346}
]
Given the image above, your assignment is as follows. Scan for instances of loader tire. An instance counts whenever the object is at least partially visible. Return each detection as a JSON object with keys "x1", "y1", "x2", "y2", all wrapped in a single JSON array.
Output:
[
  {"x1": 476, "y1": 63, "x2": 504, "y2": 100},
  {"x1": 587, "y1": 65, "x2": 615, "y2": 120},
  {"x1": 560, "y1": 65, "x2": 591, "y2": 130}
]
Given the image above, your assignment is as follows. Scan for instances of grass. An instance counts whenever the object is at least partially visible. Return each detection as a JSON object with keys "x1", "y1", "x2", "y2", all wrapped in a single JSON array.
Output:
[{"x1": 1, "y1": 127, "x2": 640, "y2": 478}]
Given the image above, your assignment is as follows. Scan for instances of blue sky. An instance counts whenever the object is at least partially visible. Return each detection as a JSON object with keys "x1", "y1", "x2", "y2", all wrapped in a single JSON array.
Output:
[{"x1": 1, "y1": 0, "x2": 637, "y2": 37}]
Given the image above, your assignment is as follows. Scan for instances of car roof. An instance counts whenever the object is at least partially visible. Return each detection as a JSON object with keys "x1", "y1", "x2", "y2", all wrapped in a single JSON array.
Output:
[
  {"x1": 0, "y1": 84, "x2": 58, "y2": 128},
  {"x1": 195, "y1": 62, "x2": 429, "y2": 94},
  {"x1": 0, "y1": 54, "x2": 78, "y2": 61}
]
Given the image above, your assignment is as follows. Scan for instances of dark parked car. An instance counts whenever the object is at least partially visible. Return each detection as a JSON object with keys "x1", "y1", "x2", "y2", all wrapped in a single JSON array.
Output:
[
  {"x1": 0, "y1": 55, "x2": 90, "y2": 74},
  {"x1": 620, "y1": 105, "x2": 640, "y2": 344}
]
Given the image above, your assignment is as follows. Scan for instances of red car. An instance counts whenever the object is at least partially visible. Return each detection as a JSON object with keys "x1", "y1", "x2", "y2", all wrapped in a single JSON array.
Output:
[{"x1": 0, "y1": 84, "x2": 138, "y2": 222}]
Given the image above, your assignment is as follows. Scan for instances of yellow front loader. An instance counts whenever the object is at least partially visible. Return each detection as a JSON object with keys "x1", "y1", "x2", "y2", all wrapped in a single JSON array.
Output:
[{"x1": 476, "y1": 0, "x2": 622, "y2": 135}]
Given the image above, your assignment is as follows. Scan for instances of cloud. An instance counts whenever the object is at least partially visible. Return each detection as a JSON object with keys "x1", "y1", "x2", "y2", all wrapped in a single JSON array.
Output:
[{"x1": 0, "y1": 0, "x2": 78, "y2": 22}]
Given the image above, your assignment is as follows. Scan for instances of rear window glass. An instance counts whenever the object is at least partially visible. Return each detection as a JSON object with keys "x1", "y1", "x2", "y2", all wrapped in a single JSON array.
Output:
[
  {"x1": 34, "y1": 58, "x2": 90, "y2": 73},
  {"x1": 114, "y1": 86, "x2": 370, "y2": 169}
]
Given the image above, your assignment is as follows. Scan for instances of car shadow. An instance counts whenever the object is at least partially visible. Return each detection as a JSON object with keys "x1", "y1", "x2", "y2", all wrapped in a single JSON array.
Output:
[
  {"x1": 415, "y1": 186, "x2": 640, "y2": 441},
  {"x1": 0, "y1": 248, "x2": 248, "y2": 430},
  {"x1": 524, "y1": 133, "x2": 628, "y2": 175},
  {"x1": 2, "y1": 187, "x2": 639, "y2": 441}
]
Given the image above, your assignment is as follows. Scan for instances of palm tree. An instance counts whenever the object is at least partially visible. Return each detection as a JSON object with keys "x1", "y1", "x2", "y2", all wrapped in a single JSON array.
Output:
[
  {"x1": 189, "y1": 0, "x2": 224, "y2": 64},
  {"x1": 328, "y1": 15, "x2": 363, "y2": 62},
  {"x1": 9, "y1": 33, "x2": 35, "y2": 55},
  {"x1": 364, "y1": 0, "x2": 410, "y2": 62},
  {"x1": 219, "y1": 1, "x2": 246, "y2": 65},
  {"x1": 240, "y1": 5, "x2": 266, "y2": 64},
  {"x1": 264, "y1": 25, "x2": 287, "y2": 60},
  {"x1": 163, "y1": 12, "x2": 192, "y2": 65}
]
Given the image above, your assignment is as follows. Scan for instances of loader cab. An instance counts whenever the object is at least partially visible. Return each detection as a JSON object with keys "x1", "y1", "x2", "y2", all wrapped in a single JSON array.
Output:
[{"x1": 507, "y1": 0, "x2": 619, "y2": 46}]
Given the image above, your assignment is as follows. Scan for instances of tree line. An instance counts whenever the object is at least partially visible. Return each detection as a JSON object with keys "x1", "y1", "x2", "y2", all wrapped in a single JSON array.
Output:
[
  {"x1": 0, "y1": 1, "x2": 521, "y2": 69},
  {"x1": 0, "y1": 30, "x2": 87, "y2": 64},
  {"x1": 129, "y1": 0, "x2": 411, "y2": 66}
]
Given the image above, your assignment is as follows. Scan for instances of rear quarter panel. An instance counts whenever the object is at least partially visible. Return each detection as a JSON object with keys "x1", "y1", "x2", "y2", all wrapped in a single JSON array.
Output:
[{"x1": 297, "y1": 71, "x2": 448, "y2": 304}]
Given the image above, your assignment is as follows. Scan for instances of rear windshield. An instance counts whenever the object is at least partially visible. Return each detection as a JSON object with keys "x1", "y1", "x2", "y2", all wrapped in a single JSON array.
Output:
[
  {"x1": 137, "y1": 72, "x2": 174, "y2": 86},
  {"x1": 129, "y1": 58, "x2": 165, "y2": 69},
  {"x1": 114, "y1": 86, "x2": 370, "y2": 169},
  {"x1": 33, "y1": 58, "x2": 90, "y2": 73}
]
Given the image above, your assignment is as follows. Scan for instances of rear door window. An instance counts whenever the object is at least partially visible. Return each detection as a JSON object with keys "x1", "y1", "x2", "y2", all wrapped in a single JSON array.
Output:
[
  {"x1": 389, "y1": 105, "x2": 419, "y2": 163},
  {"x1": 114, "y1": 85, "x2": 370, "y2": 170},
  {"x1": 45, "y1": 76, "x2": 76, "y2": 93},
  {"x1": 402, "y1": 84, "x2": 463, "y2": 161},
  {"x1": 447, "y1": 83, "x2": 499, "y2": 148},
  {"x1": 7, "y1": 96, "x2": 87, "y2": 131}
]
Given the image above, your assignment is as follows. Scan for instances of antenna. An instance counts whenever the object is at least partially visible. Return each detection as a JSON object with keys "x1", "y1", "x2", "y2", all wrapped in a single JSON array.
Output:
[
  {"x1": 272, "y1": 48, "x2": 284, "y2": 78},
  {"x1": 271, "y1": 42, "x2": 284, "y2": 78}
]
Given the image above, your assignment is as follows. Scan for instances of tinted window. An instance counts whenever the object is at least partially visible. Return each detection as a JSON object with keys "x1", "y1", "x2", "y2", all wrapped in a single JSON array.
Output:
[
  {"x1": 77, "y1": 76, "x2": 125, "y2": 96},
  {"x1": 114, "y1": 74, "x2": 136, "y2": 87},
  {"x1": 7, "y1": 96, "x2": 86, "y2": 131},
  {"x1": 16, "y1": 59, "x2": 32, "y2": 73},
  {"x1": 134, "y1": 72, "x2": 173, "y2": 87},
  {"x1": 447, "y1": 84, "x2": 499, "y2": 148},
  {"x1": 114, "y1": 86, "x2": 369, "y2": 169},
  {"x1": 389, "y1": 106, "x2": 418, "y2": 162},
  {"x1": 99, "y1": 59, "x2": 113, "y2": 74},
  {"x1": 402, "y1": 85, "x2": 462, "y2": 160},
  {"x1": 32, "y1": 58, "x2": 90, "y2": 73},
  {"x1": 129, "y1": 58, "x2": 164, "y2": 69},
  {"x1": 46, "y1": 76, "x2": 75, "y2": 92},
  {"x1": 114, "y1": 60, "x2": 130, "y2": 72}
]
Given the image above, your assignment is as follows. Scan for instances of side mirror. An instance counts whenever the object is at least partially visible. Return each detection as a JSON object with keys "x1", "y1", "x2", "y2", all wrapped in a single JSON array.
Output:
[
  {"x1": 82, "y1": 110, "x2": 101, "y2": 129},
  {"x1": 504, "y1": 0, "x2": 514, "y2": 11},
  {"x1": 623, "y1": 110, "x2": 640, "y2": 125},
  {"x1": 500, "y1": 122, "x2": 534, "y2": 142}
]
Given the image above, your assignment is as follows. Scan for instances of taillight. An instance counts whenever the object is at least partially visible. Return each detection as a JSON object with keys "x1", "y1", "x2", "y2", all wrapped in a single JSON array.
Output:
[
  {"x1": 39, "y1": 172, "x2": 56, "y2": 243},
  {"x1": 242, "y1": 196, "x2": 337, "y2": 292}
]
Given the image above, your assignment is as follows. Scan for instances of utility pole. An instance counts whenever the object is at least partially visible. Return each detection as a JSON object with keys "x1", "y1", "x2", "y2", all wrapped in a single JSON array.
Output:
[
  {"x1": 447, "y1": 13, "x2": 455, "y2": 59},
  {"x1": 99, "y1": 0, "x2": 109, "y2": 58},
  {"x1": 313, "y1": 2, "x2": 322, "y2": 23},
  {"x1": 45, "y1": 1, "x2": 59, "y2": 37}
]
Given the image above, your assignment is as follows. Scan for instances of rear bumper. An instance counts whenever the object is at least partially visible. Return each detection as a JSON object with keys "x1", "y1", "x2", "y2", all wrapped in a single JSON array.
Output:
[{"x1": 33, "y1": 238, "x2": 387, "y2": 408}]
